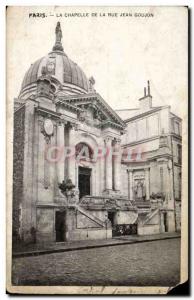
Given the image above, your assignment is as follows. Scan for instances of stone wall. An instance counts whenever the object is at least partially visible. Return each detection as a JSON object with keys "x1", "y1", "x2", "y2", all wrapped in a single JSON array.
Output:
[
  {"x1": 70, "y1": 228, "x2": 112, "y2": 241},
  {"x1": 149, "y1": 161, "x2": 160, "y2": 194},
  {"x1": 76, "y1": 211, "x2": 102, "y2": 229},
  {"x1": 121, "y1": 165, "x2": 128, "y2": 197},
  {"x1": 138, "y1": 224, "x2": 160, "y2": 235},
  {"x1": 174, "y1": 165, "x2": 181, "y2": 200},
  {"x1": 116, "y1": 211, "x2": 138, "y2": 225},
  {"x1": 175, "y1": 201, "x2": 181, "y2": 231},
  {"x1": 13, "y1": 106, "x2": 25, "y2": 241}
]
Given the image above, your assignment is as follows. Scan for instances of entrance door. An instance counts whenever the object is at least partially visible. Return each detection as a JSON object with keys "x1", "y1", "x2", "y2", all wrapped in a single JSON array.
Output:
[
  {"x1": 79, "y1": 167, "x2": 91, "y2": 199},
  {"x1": 108, "y1": 211, "x2": 115, "y2": 227},
  {"x1": 55, "y1": 211, "x2": 66, "y2": 242},
  {"x1": 163, "y1": 212, "x2": 168, "y2": 232}
]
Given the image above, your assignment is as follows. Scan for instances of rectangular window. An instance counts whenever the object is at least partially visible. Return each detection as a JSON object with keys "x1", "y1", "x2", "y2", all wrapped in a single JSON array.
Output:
[
  {"x1": 177, "y1": 145, "x2": 182, "y2": 164},
  {"x1": 171, "y1": 119, "x2": 175, "y2": 133},
  {"x1": 174, "y1": 121, "x2": 180, "y2": 135}
]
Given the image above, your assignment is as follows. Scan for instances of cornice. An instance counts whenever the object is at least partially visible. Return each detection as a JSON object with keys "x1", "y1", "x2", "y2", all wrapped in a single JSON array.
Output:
[
  {"x1": 124, "y1": 106, "x2": 170, "y2": 123},
  {"x1": 122, "y1": 135, "x2": 160, "y2": 147},
  {"x1": 35, "y1": 106, "x2": 61, "y2": 120},
  {"x1": 55, "y1": 98, "x2": 83, "y2": 113}
]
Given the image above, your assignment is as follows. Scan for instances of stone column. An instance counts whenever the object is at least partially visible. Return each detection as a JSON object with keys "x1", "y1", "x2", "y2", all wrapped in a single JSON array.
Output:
[
  {"x1": 168, "y1": 160, "x2": 174, "y2": 205},
  {"x1": 99, "y1": 145, "x2": 105, "y2": 192},
  {"x1": 164, "y1": 161, "x2": 170, "y2": 204},
  {"x1": 127, "y1": 169, "x2": 133, "y2": 201},
  {"x1": 167, "y1": 159, "x2": 176, "y2": 232},
  {"x1": 105, "y1": 137, "x2": 113, "y2": 191},
  {"x1": 113, "y1": 138, "x2": 121, "y2": 191},
  {"x1": 145, "y1": 167, "x2": 150, "y2": 200},
  {"x1": 91, "y1": 166, "x2": 96, "y2": 196},
  {"x1": 56, "y1": 121, "x2": 65, "y2": 184},
  {"x1": 67, "y1": 123, "x2": 77, "y2": 186},
  {"x1": 75, "y1": 162, "x2": 79, "y2": 189},
  {"x1": 158, "y1": 158, "x2": 175, "y2": 232}
]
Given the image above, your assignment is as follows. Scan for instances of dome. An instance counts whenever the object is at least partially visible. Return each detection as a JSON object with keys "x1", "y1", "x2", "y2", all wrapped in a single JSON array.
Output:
[{"x1": 19, "y1": 22, "x2": 90, "y2": 99}]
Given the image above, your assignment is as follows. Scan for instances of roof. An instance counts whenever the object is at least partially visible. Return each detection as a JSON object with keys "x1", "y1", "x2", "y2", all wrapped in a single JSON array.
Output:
[{"x1": 20, "y1": 51, "x2": 90, "y2": 95}]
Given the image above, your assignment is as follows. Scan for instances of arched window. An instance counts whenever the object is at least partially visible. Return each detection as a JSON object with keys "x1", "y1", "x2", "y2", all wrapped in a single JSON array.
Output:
[{"x1": 75, "y1": 143, "x2": 93, "y2": 161}]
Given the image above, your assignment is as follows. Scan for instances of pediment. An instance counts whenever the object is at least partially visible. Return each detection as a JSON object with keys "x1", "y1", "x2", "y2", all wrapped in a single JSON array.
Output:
[{"x1": 57, "y1": 93, "x2": 126, "y2": 132}]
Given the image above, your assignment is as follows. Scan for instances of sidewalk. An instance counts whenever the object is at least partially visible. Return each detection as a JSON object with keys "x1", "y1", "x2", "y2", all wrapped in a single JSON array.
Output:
[{"x1": 13, "y1": 232, "x2": 180, "y2": 258}]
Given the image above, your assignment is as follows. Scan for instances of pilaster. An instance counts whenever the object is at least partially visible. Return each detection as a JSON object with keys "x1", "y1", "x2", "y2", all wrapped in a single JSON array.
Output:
[
  {"x1": 67, "y1": 122, "x2": 78, "y2": 186},
  {"x1": 56, "y1": 120, "x2": 65, "y2": 184},
  {"x1": 104, "y1": 136, "x2": 113, "y2": 191},
  {"x1": 145, "y1": 167, "x2": 150, "y2": 200},
  {"x1": 113, "y1": 138, "x2": 121, "y2": 192},
  {"x1": 126, "y1": 168, "x2": 132, "y2": 201}
]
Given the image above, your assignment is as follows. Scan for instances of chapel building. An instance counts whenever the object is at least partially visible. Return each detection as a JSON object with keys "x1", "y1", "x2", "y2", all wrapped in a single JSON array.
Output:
[{"x1": 13, "y1": 23, "x2": 182, "y2": 244}]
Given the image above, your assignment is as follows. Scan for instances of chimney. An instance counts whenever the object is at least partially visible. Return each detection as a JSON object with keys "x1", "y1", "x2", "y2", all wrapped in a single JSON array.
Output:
[
  {"x1": 148, "y1": 80, "x2": 151, "y2": 96},
  {"x1": 144, "y1": 87, "x2": 146, "y2": 97},
  {"x1": 139, "y1": 80, "x2": 152, "y2": 112}
]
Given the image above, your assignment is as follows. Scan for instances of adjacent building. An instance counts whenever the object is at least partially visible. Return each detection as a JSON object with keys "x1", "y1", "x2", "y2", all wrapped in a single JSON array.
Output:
[{"x1": 116, "y1": 82, "x2": 182, "y2": 234}]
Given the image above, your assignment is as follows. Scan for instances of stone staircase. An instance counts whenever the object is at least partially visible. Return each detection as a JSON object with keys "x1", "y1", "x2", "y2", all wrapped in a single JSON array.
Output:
[
  {"x1": 134, "y1": 199, "x2": 161, "y2": 227},
  {"x1": 135, "y1": 200, "x2": 151, "y2": 215},
  {"x1": 74, "y1": 204, "x2": 106, "y2": 228},
  {"x1": 74, "y1": 198, "x2": 161, "y2": 231},
  {"x1": 141, "y1": 208, "x2": 159, "y2": 225},
  {"x1": 135, "y1": 200, "x2": 151, "y2": 208}
]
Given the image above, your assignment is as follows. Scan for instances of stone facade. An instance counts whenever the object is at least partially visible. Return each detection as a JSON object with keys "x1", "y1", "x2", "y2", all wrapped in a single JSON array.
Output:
[
  {"x1": 116, "y1": 82, "x2": 182, "y2": 234},
  {"x1": 12, "y1": 23, "x2": 182, "y2": 245},
  {"x1": 13, "y1": 105, "x2": 25, "y2": 242}
]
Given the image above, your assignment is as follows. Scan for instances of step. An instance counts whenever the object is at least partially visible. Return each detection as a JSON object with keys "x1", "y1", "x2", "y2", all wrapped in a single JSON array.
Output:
[{"x1": 75, "y1": 204, "x2": 105, "y2": 227}]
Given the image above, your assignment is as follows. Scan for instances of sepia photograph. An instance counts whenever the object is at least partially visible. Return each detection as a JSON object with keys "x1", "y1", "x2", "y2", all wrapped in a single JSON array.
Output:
[{"x1": 6, "y1": 6, "x2": 188, "y2": 295}]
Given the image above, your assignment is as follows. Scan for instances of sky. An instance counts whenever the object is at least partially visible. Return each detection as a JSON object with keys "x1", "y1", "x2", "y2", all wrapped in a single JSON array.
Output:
[{"x1": 7, "y1": 6, "x2": 188, "y2": 118}]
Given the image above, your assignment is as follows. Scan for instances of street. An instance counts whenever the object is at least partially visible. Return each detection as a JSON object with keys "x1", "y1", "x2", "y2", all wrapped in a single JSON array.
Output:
[{"x1": 12, "y1": 238, "x2": 180, "y2": 286}]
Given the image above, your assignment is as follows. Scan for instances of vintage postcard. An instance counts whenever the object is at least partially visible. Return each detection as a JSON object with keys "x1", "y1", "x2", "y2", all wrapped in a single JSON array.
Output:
[{"x1": 6, "y1": 6, "x2": 188, "y2": 295}]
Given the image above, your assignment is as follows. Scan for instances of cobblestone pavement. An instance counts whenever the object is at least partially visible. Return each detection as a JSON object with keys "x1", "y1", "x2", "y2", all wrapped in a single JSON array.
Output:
[
  {"x1": 12, "y1": 238, "x2": 180, "y2": 286},
  {"x1": 13, "y1": 232, "x2": 180, "y2": 257}
]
